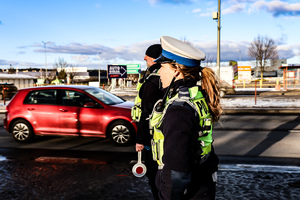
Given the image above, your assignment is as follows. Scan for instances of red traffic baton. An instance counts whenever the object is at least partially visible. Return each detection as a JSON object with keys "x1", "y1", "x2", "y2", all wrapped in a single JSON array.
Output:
[{"x1": 132, "y1": 151, "x2": 147, "y2": 177}]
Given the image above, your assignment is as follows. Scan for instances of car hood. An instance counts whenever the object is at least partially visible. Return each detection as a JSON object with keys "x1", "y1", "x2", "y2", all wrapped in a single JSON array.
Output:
[{"x1": 110, "y1": 101, "x2": 134, "y2": 109}]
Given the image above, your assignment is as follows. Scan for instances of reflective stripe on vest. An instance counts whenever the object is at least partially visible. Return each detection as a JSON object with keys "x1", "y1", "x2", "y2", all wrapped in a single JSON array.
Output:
[
  {"x1": 150, "y1": 86, "x2": 213, "y2": 167},
  {"x1": 131, "y1": 73, "x2": 160, "y2": 122}
]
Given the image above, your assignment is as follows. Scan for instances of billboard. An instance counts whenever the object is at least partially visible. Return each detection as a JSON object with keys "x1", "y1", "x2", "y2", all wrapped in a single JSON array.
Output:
[
  {"x1": 229, "y1": 60, "x2": 238, "y2": 78},
  {"x1": 126, "y1": 64, "x2": 141, "y2": 74},
  {"x1": 238, "y1": 66, "x2": 251, "y2": 80},
  {"x1": 107, "y1": 65, "x2": 127, "y2": 78}
]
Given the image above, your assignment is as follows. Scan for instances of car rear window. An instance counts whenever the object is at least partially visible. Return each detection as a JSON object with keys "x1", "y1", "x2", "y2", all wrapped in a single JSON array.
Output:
[{"x1": 24, "y1": 90, "x2": 57, "y2": 105}]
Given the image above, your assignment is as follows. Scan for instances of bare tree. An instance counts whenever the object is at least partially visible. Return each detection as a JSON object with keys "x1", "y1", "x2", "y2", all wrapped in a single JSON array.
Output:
[
  {"x1": 203, "y1": 54, "x2": 215, "y2": 67},
  {"x1": 57, "y1": 69, "x2": 67, "y2": 80},
  {"x1": 53, "y1": 58, "x2": 69, "y2": 80},
  {"x1": 181, "y1": 36, "x2": 191, "y2": 45},
  {"x1": 53, "y1": 58, "x2": 69, "y2": 69},
  {"x1": 248, "y1": 35, "x2": 278, "y2": 80},
  {"x1": 68, "y1": 64, "x2": 79, "y2": 83},
  {"x1": 8, "y1": 64, "x2": 16, "y2": 74}
]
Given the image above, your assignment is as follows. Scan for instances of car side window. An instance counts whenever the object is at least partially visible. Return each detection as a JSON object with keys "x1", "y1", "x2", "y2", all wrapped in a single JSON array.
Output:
[
  {"x1": 24, "y1": 90, "x2": 57, "y2": 105},
  {"x1": 61, "y1": 90, "x2": 100, "y2": 108}
]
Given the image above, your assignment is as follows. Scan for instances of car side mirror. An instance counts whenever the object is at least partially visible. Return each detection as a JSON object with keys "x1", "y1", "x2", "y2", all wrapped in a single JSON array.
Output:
[{"x1": 84, "y1": 102, "x2": 96, "y2": 108}]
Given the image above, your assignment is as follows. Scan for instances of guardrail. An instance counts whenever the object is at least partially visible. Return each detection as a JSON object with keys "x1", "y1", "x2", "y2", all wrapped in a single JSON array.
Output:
[{"x1": 235, "y1": 79, "x2": 300, "y2": 90}]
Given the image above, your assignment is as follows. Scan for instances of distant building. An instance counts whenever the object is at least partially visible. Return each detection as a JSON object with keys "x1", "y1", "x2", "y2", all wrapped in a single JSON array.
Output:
[
  {"x1": 57, "y1": 67, "x2": 90, "y2": 80},
  {"x1": 254, "y1": 59, "x2": 287, "y2": 78},
  {"x1": 0, "y1": 74, "x2": 35, "y2": 89},
  {"x1": 88, "y1": 70, "x2": 108, "y2": 84},
  {"x1": 279, "y1": 64, "x2": 300, "y2": 79}
]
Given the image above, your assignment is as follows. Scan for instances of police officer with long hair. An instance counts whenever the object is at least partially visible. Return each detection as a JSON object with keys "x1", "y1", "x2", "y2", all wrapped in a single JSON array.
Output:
[{"x1": 150, "y1": 36, "x2": 222, "y2": 200}]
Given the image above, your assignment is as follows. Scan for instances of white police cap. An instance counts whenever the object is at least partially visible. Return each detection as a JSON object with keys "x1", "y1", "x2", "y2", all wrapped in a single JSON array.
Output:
[{"x1": 154, "y1": 36, "x2": 206, "y2": 67}]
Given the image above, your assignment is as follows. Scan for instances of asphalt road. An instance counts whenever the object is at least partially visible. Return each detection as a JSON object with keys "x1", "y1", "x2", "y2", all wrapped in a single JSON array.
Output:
[
  {"x1": 1, "y1": 113, "x2": 299, "y2": 165},
  {"x1": 1, "y1": 113, "x2": 300, "y2": 199},
  {"x1": 1, "y1": 90, "x2": 300, "y2": 199}
]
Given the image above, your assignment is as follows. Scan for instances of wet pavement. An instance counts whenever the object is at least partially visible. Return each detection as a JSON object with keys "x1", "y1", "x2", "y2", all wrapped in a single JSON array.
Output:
[
  {"x1": 0, "y1": 156, "x2": 299, "y2": 200},
  {"x1": 1, "y1": 90, "x2": 300, "y2": 199}
]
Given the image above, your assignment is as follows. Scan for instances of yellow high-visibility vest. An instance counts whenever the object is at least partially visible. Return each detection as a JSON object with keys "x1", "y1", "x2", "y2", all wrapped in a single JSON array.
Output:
[{"x1": 150, "y1": 86, "x2": 213, "y2": 168}]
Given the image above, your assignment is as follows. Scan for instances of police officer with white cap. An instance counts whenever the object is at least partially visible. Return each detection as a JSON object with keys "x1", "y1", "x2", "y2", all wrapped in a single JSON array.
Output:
[{"x1": 150, "y1": 36, "x2": 222, "y2": 200}]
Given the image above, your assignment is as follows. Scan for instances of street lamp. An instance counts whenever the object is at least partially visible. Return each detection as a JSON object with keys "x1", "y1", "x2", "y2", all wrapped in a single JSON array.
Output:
[
  {"x1": 236, "y1": 49, "x2": 241, "y2": 63},
  {"x1": 42, "y1": 41, "x2": 51, "y2": 82},
  {"x1": 98, "y1": 52, "x2": 102, "y2": 87},
  {"x1": 213, "y1": 0, "x2": 221, "y2": 80}
]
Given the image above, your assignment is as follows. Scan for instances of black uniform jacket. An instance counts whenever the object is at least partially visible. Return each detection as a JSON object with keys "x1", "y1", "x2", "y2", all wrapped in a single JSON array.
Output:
[
  {"x1": 136, "y1": 63, "x2": 164, "y2": 147},
  {"x1": 160, "y1": 79, "x2": 219, "y2": 173},
  {"x1": 156, "y1": 79, "x2": 219, "y2": 200}
]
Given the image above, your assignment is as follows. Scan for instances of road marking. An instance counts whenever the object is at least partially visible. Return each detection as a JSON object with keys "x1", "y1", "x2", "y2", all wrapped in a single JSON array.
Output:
[
  {"x1": 220, "y1": 164, "x2": 300, "y2": 173},
  {"x1": 289, "y1": 130, "x2": 300, "y2": 133}
]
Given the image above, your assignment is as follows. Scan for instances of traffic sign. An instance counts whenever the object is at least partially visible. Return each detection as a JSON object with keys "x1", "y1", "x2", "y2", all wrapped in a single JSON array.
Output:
[
  {"x1": 132, "y1": 151, "x2": 147, "y2": 178},
  {"x1": 118, "y1": 64, "x2": 140, "y2": 74},
  {"x1": 107, "y1": 65, "x2": 127, "y2": 78}
]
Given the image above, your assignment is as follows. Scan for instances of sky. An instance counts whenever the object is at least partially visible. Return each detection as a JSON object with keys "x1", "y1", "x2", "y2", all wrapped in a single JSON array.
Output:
[{"x1": 0, "y1": 0, "x2": 300, "y2": 70}]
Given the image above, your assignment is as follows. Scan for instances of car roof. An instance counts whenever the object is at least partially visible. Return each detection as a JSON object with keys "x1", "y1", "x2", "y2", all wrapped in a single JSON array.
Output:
[{"x1": 19, "y1": 85, "x2": 98, "y2": 91}]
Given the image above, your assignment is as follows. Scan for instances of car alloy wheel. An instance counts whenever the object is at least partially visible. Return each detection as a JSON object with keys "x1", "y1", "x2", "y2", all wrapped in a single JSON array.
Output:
[
  {"x1": 11, "y1": 120, "x2": 34, "y2": 143},
  {"x1": 109, "y1": 121, "x2": 133, "y2": 146},
  {"x1": 220, "y1": 90, "x2": 225, "y2": 98}
]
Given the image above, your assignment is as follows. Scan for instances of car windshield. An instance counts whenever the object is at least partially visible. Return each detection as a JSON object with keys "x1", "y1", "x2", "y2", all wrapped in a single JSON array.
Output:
[{"x1": 84, "y1": 87, "x2": 124, "y2": 105}]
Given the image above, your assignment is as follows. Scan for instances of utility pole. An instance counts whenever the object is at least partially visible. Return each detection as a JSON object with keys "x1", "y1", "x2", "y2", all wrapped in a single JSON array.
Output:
[
  {"x1": 98, "y1": 52, "x2": 102, "y2": 87},
  {"x1": 42, "y1": 41, "x2": 51, "y2": 82},
  {"x1": 236, "y1": 49, "x2": 241, "y2": 63},
  {"x1": 213, "y1": 0, "x2": 221, "y2": 80},
  {"x1": 217, "y1": 0, "x2": 221, "y2": 80}
]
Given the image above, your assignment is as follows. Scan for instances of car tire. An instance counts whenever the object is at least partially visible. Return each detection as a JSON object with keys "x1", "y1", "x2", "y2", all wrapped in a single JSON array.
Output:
[
  {"x1": 11, "y1": 120, "x2": 34, "y2": 143},
  {"x1": 108, "y1": 120, "x2": 134, "y2": 146},
  {"x1": 220, "y1": 90, "x2": 226, "y2": 98}
]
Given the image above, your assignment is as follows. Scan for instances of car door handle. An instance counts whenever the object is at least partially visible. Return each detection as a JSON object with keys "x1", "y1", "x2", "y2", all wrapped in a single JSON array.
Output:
[
  {"x1": 27, "y1": 108, "x2": 35, "y2": 111},
  {"x1": 59, "y1": 109, "x2": 68, "y2": 112}
]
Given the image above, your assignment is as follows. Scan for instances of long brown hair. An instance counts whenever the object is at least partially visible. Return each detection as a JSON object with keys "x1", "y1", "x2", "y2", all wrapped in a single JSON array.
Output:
[{"x1": 171, "y1": 64, "x2": 223, "y2": 122}]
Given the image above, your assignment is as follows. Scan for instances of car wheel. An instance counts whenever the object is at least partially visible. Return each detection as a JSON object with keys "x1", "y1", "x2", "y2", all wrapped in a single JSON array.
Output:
[
  {"x1": 220, "y1": 90, "x2": 226, "y2": 98},
  {"x1": 11, "y1": 120, "x2": 34, "y2": 143},
  {"x1": 109, "y1": 120, "x2": 134, "y2": 146}
]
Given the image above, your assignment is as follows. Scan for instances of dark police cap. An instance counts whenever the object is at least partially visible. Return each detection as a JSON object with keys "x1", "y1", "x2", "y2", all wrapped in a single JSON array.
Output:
[{"x1": 145, "y1": 44, "x2": 162, "y2": 59}]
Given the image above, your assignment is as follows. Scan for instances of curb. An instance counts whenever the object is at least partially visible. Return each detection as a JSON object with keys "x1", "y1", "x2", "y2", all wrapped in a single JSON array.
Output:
[
  {"x1": 223, "y1": 108, "x2": 300, "y2": 114},
  {"x1": 234, "y1": 90, "x2": 300, "y2": 96}
]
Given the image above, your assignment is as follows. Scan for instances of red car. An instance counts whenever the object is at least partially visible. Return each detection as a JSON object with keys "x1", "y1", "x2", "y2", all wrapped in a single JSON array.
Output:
[{"x1": 3, "y1": 85, "x2": 137, "y2": 146}]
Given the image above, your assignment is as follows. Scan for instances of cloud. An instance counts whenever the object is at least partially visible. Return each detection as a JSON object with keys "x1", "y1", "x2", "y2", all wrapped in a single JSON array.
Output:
[
  {"x1": 0, "y1": 59, "x2": 38, "y2": 67},
  {"x1": 277, "y1": 45, "x2": 297, "y2": 59},
  {"x1": 192, "y1": 8, "x2": 201, "y2": 13},
  {"x1": 223, "y1": 3, "x2": 246, "y2": 14},
  {"x1": 149, "y1": 0, "x2": 195, "y2": 5},
  {"x1": 33, "y1": 40, "x2": 160, "y2": 62},
  {"x1": 275, "y1": 33, "x2": 288, "y2": 45},
  {"x1": 0, "y1": 59, "x2": 10, "y2": 65},
  {"x1": 9, "y1": 38, "x2": 297, "y2": 68},
  {"x1": 72, "y1": 55, "x2": 90, "y2": 62},
  {"x1": 217, "y1": 1, "x2": 300, "y2": 17},
  {"x1": 194, "y1": 39, "x2": 296, "y2": 62},
  {"x1": 191, "y1": 6, "x2": 215, "y2": 17},
  {"x1": 253, "y1": 0, "x2": 300, "y2": 17}
]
